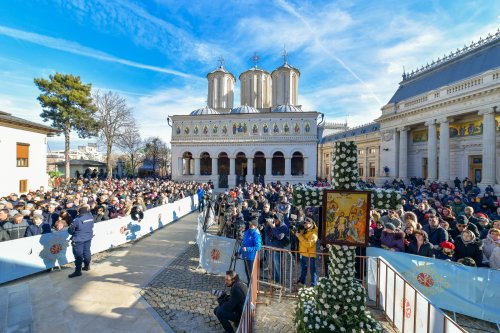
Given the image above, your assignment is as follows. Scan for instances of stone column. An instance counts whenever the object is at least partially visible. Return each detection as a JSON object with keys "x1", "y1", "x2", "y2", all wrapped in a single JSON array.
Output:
[
  {"x1": 303, "y1": 157, "x2": 308, "y2": 176},
  {"x1": 364, "y1": 147, "x2": 369, "y2": 181},
  {"x1": 479, "y1": 107, "x2": 498, "y2": 186},
  {"x1": 265, "y1": 157, "x2": 272, "y2": 176},
  {"x1": 194, "y1": 157, "x2": 200, "y2": 176},
  {"x1": 211, "y1": 157, "x2": 218, "y2": 177},
  {"x1": 247, "y1": 157, "x2": 254, "y2": 178},
  {"x1": 425, "y1": 120, "x2": 438, "y2": 181},
  {"x1": 183, "y1": 158, "x2": 189, "y2": 175},
  {"x1": 285, "y1": 157, "x2": 291, "y2": 176},
  {"x1": 438, "y1": 117, "x2": 452, "y2": 183},
  {"x1": 398, "y1": 127, "x2": 409, "y2": 181},
  {"x1": 229, "y1": 157, "x2": 236, "y2": 187},
  {"x1": 178, "y1": 157, "x2": 183, "y2": 177}
]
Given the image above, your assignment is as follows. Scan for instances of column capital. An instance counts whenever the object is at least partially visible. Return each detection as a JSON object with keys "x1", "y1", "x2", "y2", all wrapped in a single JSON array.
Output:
[
  {"x1": 478, "y1": 107, "x2": 498, "y2": 116},
  {"x1": 437, "y1": 117, "x2": 453, "y2": 124},
  {"x1": 397, "y1": 126, "x2": 410, "y2": 132},
  {"x1": 424, "y1": 120, "x2": 436, "y2": 126}
]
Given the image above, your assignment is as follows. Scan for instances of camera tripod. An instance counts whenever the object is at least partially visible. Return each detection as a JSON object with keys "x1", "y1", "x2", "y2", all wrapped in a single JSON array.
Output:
[{"x1": 202, "y1": 197, "x2": 216, "y2": 232}]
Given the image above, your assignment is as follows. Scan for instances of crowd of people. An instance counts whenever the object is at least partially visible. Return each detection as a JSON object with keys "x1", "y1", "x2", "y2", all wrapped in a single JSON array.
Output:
[
  {"x1": 364, "y1": 178, "x2": 500, "y2": 269},
  {"x1": 0, "y1": 178, "x2": 198, "y2": 242}
]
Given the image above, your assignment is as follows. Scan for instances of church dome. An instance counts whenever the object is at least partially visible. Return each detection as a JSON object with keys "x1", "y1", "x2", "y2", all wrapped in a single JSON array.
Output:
[
  {"x1": 230, "y1": 105, "x2": 260, "y2": 114},
  {"x1": 271, "y1": 104, "x2": 303, "y2": 113},
  {"x1": 190, "y1": 106, "x2": 219, "y2": 116}
]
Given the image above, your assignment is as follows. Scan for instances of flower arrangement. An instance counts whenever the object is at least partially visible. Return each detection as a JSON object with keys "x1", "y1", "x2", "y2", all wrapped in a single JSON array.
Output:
[
  {"x1": 332, "y1": 142, "x2": 359, "y2": 190},
  {"x1": 293, "y1": 185, "x2": 332, "y2": 208},
  {"x1": 294, "y1": 245, "x2": 383, "y2": 333},
  {"x1": 368, "y1": 188, "x2": 402, "y2": 210}
]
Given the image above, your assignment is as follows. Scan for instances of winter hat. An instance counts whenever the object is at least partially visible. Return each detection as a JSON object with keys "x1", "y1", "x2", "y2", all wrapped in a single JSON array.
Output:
[
  {"x1": 456, "y1": 215, "x2": 469, "y2": 225},
  {"x1": 439, "y1": 241, "x2": 455, "y2": 251},
  {"x1": 384, "y1": 223, "x2": 396, "y2": 231}
]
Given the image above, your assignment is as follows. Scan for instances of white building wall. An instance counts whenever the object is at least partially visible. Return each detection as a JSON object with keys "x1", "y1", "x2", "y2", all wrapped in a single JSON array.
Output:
[{"x1": 0, "y1": 126, "x2": 48, "y2": 194}]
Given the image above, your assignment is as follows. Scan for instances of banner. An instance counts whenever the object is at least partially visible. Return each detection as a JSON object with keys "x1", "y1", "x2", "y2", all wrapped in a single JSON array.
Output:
[
  {"x1": 0, "y1": 195, "x2": 198, "y2": 284},
  {"x1": 367, "y1": 247, "x2": 500, "y2": 324},
  {"x1": 198, "y1": 233, "x2": 236, "y2": 275}
]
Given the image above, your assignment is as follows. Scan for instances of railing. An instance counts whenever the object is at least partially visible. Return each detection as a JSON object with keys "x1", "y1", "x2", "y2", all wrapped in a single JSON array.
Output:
[
  {"x1": 258, "y1": 246, "x2": 368, "y2": 299},
  {"x1": 375, "y1": 257, "x2": 467, "y2": 333},
  {"x1": 236, "y1": 252, "x2": 260, "y2": 333},
  {"x1": 252, "y1": 246, "x2": 466, "y2": 333}
]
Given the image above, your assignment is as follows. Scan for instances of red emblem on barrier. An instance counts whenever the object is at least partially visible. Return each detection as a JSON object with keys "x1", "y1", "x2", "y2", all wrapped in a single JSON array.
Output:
[
  {"x1": 417, "y1": 272, "x2": 434, "y2": 287},
  {"x1": 211, "y1": 248, "x2": 221, "y2": 260},
  {"x1": 50, "y1": 243, "x2": 62, "y2": 255},
  {"x1": 401, "y1": 298, "x2": 412, "y2": 318}
]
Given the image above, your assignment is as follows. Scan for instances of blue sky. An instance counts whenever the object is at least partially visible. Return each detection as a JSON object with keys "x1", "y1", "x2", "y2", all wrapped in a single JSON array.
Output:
[{"x1": 0, "y1": 0, "x2": 498, "y2": 151}]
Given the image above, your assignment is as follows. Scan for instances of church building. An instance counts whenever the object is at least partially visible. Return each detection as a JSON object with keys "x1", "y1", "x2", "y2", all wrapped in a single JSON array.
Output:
[{"x1": 170, "y1": 56, "x2": 326, "y2": 189}]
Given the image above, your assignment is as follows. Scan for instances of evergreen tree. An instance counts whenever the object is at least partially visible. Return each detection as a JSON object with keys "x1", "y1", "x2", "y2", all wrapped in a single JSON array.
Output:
[
  {"x1": 35, "y1": 73, "x2": 98, "y2": 180},
  {"x1": 294, "y1": 245, "x2": 382, "y2": 333}
]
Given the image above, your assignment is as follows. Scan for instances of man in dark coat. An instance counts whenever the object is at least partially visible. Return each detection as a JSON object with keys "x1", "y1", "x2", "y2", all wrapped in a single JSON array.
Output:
[
  {"x1": 422, "y1": 211, "x2": 448, "y2": 255},
  {"x1": 214, "y1": 271, "x2": 248, "y2": 333},
  {"x1": 68, "y1": 205, "x2": 94, "y2": 278}
]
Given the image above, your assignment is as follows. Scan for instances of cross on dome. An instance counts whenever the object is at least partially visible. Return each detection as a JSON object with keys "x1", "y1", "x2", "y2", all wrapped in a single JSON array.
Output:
[{"x1": 251, "y1": 52, "x2": 260, "y2": 68}]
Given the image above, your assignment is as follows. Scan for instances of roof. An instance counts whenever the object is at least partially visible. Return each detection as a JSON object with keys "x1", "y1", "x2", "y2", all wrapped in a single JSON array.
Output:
[
  {"x1": 190, "y1": 106, "x2": 219, "y2": 116},
  {"x1": 207, "y1": 66, "x2": 236, "y2": 80},
  {"x1": 53, "y1": 159, "x2": 106, "y2": 166},
  {"x1": 0, "y1": 111, "x2": 58, "y2": 135},
  {"x1": 239, "y1": 67, "x2": 271, "y2": 78},
  {"x1": 388, "y1": 34, "x2": 500, "y2": 104},
  {"x1": 271, "y1": 104, "x2": 303, "y2": 113},
  {"x1": 271, "y1": 62, "x2": 301, "y2": 76},
  {"x1": 320, "y1": 122, "x2": 380, "y2": 144},
  {"x1": 230, "y1": 105, "x2": 260, "y2": 114}
]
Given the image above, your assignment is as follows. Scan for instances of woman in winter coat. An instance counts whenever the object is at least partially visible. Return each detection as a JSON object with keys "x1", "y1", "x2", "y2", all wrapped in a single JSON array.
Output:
[
  {"x1": 406, "y1": 229, "x2": 434, "y2": 258},
  {"x1": 453, "y1": 229, "x2": 483, "y2": 266},
  {"x1": 380, "y1": 223, "x2": 405, "y2": 252},
  {"x1": 482, "y1": 228, "x2": 500, "y2": 267}
]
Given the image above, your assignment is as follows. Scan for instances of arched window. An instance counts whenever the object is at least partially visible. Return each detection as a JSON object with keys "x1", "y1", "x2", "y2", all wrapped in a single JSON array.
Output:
[
  {"x1": 272, "y1": 152, "x2": 285, "y2": 176},
  {"x1": 291, "y1": 152, "x2": 304, "y2": 176},
  {"x1": 182, "y1": 152, "x2": 193, "y2": 175},
  {"x1": 254, "y1": 151, "x2": 265, "y2": 176},
  {"x1": 200, "y1": 152, "x2": 212, "y2": 175}
]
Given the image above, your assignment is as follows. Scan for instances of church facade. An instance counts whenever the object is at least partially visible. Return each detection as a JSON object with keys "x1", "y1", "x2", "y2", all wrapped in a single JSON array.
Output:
[
  {"x1": 170, "y1": 58, "x2": 322, "y2": 188},
  {"x1": 318, "y1": 31, "x2": 500, "y2": 192}
]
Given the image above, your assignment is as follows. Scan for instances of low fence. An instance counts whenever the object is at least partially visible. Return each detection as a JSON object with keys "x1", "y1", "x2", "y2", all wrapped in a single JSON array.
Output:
[
  {"x1": 0, "y1": 195, "x2": 199, "y2": 284},
  {"x1": 256, "y1": 246, "x2": 466, "y2": 333},
  {"x1": 369, "y1": 257, "x2": 467, "y2": 333},
  {"x1": 236, "y1": 252, "x2": 260, "y2": 333},
  {"x1": 367, "y1": 247, "x2": 500, "y2": 324}
]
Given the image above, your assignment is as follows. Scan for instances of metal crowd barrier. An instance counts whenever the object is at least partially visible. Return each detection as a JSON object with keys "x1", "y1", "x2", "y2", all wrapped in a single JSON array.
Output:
[
  {"x1": 236, "y1": 252, "x2": 260, "y2": 333},
  {"x1": 258, "y1": 246, "x2": 369, "y2": 299}
]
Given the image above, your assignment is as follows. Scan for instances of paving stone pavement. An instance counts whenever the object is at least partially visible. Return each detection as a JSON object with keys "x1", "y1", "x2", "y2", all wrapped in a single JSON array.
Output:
[{"x1": 141, "y1": 244, "x2": 228, "y2": 333}]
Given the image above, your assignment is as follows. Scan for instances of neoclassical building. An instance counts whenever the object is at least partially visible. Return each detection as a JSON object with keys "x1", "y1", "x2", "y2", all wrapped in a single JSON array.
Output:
[
  {"x1": 317, "y1": 32, "x2": 500, "y2": 192},
  {"x1": 378, "y1": 32, "x2": 500, "y2": 191},
  {"x1": 170, "y1": 58, "x2": 322, "y2": 188}
]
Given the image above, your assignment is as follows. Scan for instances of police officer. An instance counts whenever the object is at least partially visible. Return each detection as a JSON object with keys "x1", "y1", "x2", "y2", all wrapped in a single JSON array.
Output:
[{"x1": 68, "y1": 204, "x2": 94, "y2": 278}]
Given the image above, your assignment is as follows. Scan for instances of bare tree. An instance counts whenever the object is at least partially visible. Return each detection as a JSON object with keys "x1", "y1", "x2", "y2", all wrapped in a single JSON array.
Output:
[
  {"x1": 144, "y1": 136, "x2": 168, "y2": 176},
  {"x1": 93, "y1": 90, "x2": 135, "y2": 179},
  {"x1": 116, "y1": 124, "x2": 143, "y2": 176}
]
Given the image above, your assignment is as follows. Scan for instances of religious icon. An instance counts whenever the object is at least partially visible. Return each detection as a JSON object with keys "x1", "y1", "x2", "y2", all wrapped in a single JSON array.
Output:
[
  {"x1": 322, "y1": 190, "x2": 370, "y2": 247},
  {"x1": 242, "y1": 123, "x2": 248, "y2": 133},
  {"x1": 222, "y1": 124, "x2": 228, "y2": 135},
  {"x1": 233, "y1": 123, "x2": 237, "y2": 135},
  {"x1": 273, "y1": 123, "x2": 279, "y2": 133},
  {"x1": 252, "y1": 124, "x2": 258, "y2": 134},
  {"x1": 194, "y1": 126, "x2": 199, "y2": 135},
  {"x1": 184, "y1": 127, "x2": 190, "y2": 135},
  {"x1": 213, "y1": 125, "x2": 218, "y2": 134},
  {"x1": 283, "y1": 122, "x2": 290, "y2": 133},
  {"x1": 304, "y1": 122, "x2": 311, "y2": 133},
  {"x1": 176, "y1": 126, "x2": 181, "y2": 135},
  {"x1": 203, "y1": 125, "x2": 209, "y2": 135},
  {"x1": 263, "y1": 123, "x2": 269, "y2": 133},
  {"x1": 294, "y1": 122, "x2": 300, "y2": 133}
]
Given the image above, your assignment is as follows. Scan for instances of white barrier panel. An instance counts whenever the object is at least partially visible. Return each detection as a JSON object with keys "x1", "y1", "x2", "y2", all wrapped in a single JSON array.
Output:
[
  {"x1": 415, "y1": 293, "x2": 429, "y2": 332},
  {"x1": 0, "y1": 196, "x2": 198, "y2": 284},
  {"x1": 367, "y1": 257, "x2": 377, "y2": 302},
  {"x1": 393, "y1": 273, "x2": 405, "y2": 331},
  {"x1": 379, "y1": 260, "x2": 387, "y2": 312},
  {"x1": 198, "y1": 233, "x2": 236, "y2": 276},
  {"x1": 402, "y1": 281, "x2": 416, "y2": 333}
]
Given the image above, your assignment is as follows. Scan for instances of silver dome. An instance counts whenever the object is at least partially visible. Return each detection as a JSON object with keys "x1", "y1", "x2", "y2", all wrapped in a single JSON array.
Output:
[
  {"x1": 271, "y1": 104, "x2": 302, "y2": 113},
  {"x1": 230, "y1": 105, "x2": 259, "y2": 114},
  {"x1": 190, "y1": 106, "x2": 219, "y2": 116}
]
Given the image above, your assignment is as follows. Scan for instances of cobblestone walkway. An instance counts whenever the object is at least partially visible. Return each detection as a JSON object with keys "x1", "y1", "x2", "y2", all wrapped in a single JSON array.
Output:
[{"x1": 141, "y1": 244, "x2": 226, "y2": 333}]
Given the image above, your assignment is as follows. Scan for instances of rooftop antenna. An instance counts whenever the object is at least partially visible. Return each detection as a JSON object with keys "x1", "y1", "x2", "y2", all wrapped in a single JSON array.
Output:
[
  {"x1": 217, "y1": 56, "x2": 225, "y2": 68},
  {"x1": 251, "y1": 52, "x2": 260, "y2": 68}
]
